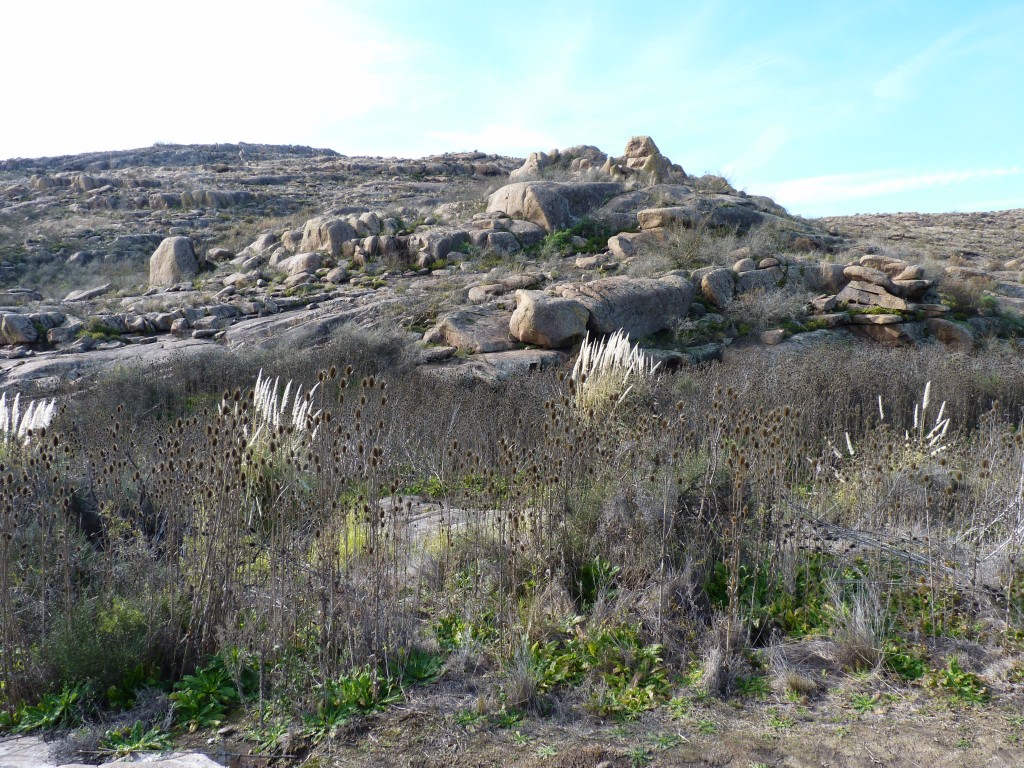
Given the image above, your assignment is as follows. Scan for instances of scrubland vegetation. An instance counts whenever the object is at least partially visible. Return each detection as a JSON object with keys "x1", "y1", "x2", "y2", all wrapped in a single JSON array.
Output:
[{"x1": 2, "y1": 325, "x2": 1023, "y2": 759}]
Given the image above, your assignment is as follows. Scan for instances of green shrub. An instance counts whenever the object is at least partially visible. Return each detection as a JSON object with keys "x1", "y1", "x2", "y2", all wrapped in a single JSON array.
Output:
[
  {"x1": 170, "y1": 656, "x2": 250, "y2": 732},
  {"x1": 98, "y1": 721, "x2": 173, "y2": 756},
  {"x1": 4, "y1": 684, "x2": 86, "y2": 733},
  {"x1": 932, "y1": 658, "x2": 989, "y2": 705},
  {"x1": 305, "y1": 666, "x2": 401, "y2": 739},
  {"x1": 38, "y1": 597, "x2": 166, "y2": 699}
]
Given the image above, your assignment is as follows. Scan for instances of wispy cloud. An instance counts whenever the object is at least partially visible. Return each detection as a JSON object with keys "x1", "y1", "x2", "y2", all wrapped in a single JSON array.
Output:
[
  {"x1": 722, "y1": 125, "x2": 790, "y2": 177},
  {"x1": 873, "y1": 24, "x2": 973, "y2": 102},
  {"x1": 759, "y1": 166, "x2": 1022, "y2": 207}
]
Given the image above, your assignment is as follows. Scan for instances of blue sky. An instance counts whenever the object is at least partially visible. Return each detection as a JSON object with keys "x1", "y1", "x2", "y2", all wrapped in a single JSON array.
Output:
[{"x1": 3, "y1": 1, "x2": 1022, "y2": 217}]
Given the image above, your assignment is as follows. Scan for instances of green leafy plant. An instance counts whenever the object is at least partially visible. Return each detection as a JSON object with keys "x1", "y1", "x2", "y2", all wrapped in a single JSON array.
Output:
[
  {"x1": 305, "y1": 666, "x2": 401, "y2": 738},
  {"x1": 391, "y1": 648, "x2": 444, "y2": 687},
  {"x1": 8, "y1": 685, "x2": 86, "y2": 733},
  {"x1": 528, "y1": 639, "x2": 586, "y2": 694},
  {"x1": 666, "y1": 695, "x2": 692, "y2": 719},
  {"x1": 628, "y1": 746, "x2": 651, "y2": 767},
  {"x1": 583, "y1": 625, "x2": 672, "y2": 719},
  {"x1": 883, "y1": 642, "x2": 928, "y2": 681},
  {"x1": 433, "y1": 613, "x2": 468, "y2": 651},
  {"x1": 577, "y1": 555, "x2": 622, "y2": 608},
  {"x1": 492, "y1": 707, "x2": 524, "y2": 728},
  {"x1": 697, "y1": 719, "x2": 717, "y2": 734},
  {"x1": 767, "y1": 708, "x2": 795, "y2": 729},
  {"x1": 106, "y1": 663, "x2": 163, "y2": 710},
  {"x1": 650, "y1": 731, "x2": 685, "y2": 749},
  {"x1": 734, "y1": 674, "x2": 771, "y2": 699},
  {"x1": 849, "y1": 692, "x2": 881, "y2": 714},
  {"x1": 98, "y1": 721, "x2": 172, "y2": 756},
  {"x1": 933, "y1": 658, "x2": 989, "y2": 705},
  {"x1": 170, "y1": 661, "x2": 242, "y2": 732},
  {"x1": 705, "y1": 555, "x2": 832, "y2": 638},
  {"x1": 453, "y1": 708, "x2": 485, "y2": 728}
]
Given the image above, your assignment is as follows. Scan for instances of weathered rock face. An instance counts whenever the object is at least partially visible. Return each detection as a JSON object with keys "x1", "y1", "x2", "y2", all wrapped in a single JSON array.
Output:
[
  {"x1": 736, "y1": 267, "x2": 783, "y2": 295},
  {"x1": 487, "y1": 181, "x2": 624, "y2": 232},
  {"x1": 836, "y1": 280, "x2": 909, "y2": 311},
  {"x1": 636, "y1": 196, "x2": 776, "y2": 232},
  {"x1": 0, "y1": 313, "x2": 39, "y2": 344},
  {"x1": 422, "y1": 308, "x2": 518, "y2": 354},
  {"x1": 701, "y1": 268, "x2": 735, "y2": 309},
  {"x1": 509, "y1": 290, "x2": 589, "y2": 348},
  {"x1": 149, "y1": 236, "x2": 198, "y2": 287},
  {"x1": 600, "y1": 135, "x2": 682, "y2": 186},
  {"x1": 927, "y1": 317, "x2": 975, "y2": 352},
  {"x1": 800, "y1": 262, "x2": 850, "y2": 294},
  {"x1": 300, "y1": 217, "x2": 357, "y2": 257},
  {"x1": 508, "y1": 145, "x2": 608, "y2": 182},
  {"x1": 278, "y1": 252, "x2": 322, "y2": 277},
  {"x1": 555, "y1": 274, "x2": 694, "y2": 338}
]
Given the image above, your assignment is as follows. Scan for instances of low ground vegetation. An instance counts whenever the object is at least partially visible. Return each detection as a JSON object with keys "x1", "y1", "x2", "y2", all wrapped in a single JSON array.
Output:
[{"x1": 2, "y1": 333, "x2": 1023, "y2": 761}]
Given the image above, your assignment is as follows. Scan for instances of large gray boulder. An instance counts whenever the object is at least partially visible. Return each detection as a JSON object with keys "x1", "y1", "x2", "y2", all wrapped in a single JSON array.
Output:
[
  {"x1": 277, "y1": 252, "x2": 322, "y2": 277},
  {"x1": 836, "y1": 280, "x2": 909, "y2": 311},
  {"x1": 300, "y1": 216, "x2": 357, "y2": 257},
  {"x1": 555, "y1": 274, "x2": 694, "y2": 338},
  {"x1": 149, "y1": 236, "x2": 198, "y2": 287},
  {"x1": 487, "y1": 181, "x2": 623, "y2": 232},
  {"x1": 422, "y1": 308, "x2": 518, "y2": 354},
  {"x1": 509, "y1": 290, "x2": 589, "y2": 348},
  {"x1": 701, "y1": 268, "x2": 735, "y2": 309},
  {"x1": 0, "y1": 313, "x2": 39, "y2": 344},
  {"x1": 799, "y1": 262, "x2": 850, "y2": 293},
  {"x1": 637, "y1": 197, "x2": 773, "y2": 232}
]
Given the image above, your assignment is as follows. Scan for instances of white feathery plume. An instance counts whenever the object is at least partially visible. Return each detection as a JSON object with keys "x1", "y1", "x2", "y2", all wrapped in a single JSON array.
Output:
[{"x1": 0, "y1": 392, "x2": 57, "y2": 446}]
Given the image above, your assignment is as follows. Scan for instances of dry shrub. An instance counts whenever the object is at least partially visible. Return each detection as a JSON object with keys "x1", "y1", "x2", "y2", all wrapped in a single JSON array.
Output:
[
  {"x1": 827, "y1": 585, "x2": 885, "y2": 672},
  {"x1": 725, "y1": 284, "x2": 811, "y2": 331},
  {"x1": 699, "y1": 616, "x2": 750, "y2": 696}
]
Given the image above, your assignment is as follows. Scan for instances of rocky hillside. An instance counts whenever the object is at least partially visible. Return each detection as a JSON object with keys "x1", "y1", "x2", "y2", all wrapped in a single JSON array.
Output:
[{"x1": 0, "y1": 136, "x2": 1021, "y2": 394}]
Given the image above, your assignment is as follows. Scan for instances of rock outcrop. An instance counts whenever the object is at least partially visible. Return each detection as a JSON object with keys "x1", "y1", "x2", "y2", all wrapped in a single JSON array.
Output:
[
  {"x1": 509, "y1": 291, "x2": 589, "y2": 348},
  {"x1": 149, "y1": 236, "x2": 198, "y2": 287},
  {"x1": 555, "y1": 274, "x2": 695, "y2": 339},
  {"x1": 487, "y1": 181, "x2": 624, "y2": 233}
]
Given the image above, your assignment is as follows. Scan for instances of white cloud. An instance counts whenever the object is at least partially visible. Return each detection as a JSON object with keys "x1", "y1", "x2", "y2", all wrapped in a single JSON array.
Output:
[
  {"x1": 721, "y1": 125, "x2": 790, "y2": 177},
  {"x1": 759, "y1": 166, "x2": 1022, "y2": 207},
  {"x1": 0, "y1": 0, "x2": 427, "y2": 157},
  {"x1": 873, "y1": 25, "x2": 972, "y2": 102}
]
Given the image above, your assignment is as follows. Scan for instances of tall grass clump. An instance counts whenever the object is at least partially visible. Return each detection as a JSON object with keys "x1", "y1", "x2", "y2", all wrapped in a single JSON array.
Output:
[
  {"x1": 570, "y1": 330, "x2": 659, "y2": 417},
  {"x1": 0, "y1": 393, "x2": 56, "y2": 450}
]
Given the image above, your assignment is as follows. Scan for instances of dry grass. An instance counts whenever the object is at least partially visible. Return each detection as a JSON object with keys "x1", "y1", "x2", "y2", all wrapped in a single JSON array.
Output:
[{"x1": 1, "y1": 337, "x2": 1023, "y2": 734}]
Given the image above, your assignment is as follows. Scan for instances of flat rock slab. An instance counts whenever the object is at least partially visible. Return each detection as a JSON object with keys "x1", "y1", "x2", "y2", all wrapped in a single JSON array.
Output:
[
  {"x1": 420, "y1": 349, "x2": 566, "y2": 385},
  {"x1": 0, "y1": 738, "x2": 226, "y2": 768},
  {"x1": 850, "y1": 313, "x2": 902, "y2": 324},
  {"x1": 1, "y1": 737, "x2": 55, "y2": 768},
  {"x1": 0, "y1": 337, "x2": 215, "y2": 394},
  {"x1": 423, "y1": 308, "x2": 518, "y2": 354},
  {"x1": 836, "y1": 280, "x2": 909, "y2": 311}
]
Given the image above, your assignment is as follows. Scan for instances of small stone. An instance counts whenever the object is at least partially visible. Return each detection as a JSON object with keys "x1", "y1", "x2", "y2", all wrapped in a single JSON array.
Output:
[
  {"x1": 811, "y1": 294, "x2": 837, "y2": 313},
  {"x1": 760, "y1": 329, "x2": 788, "y2": 345}
]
